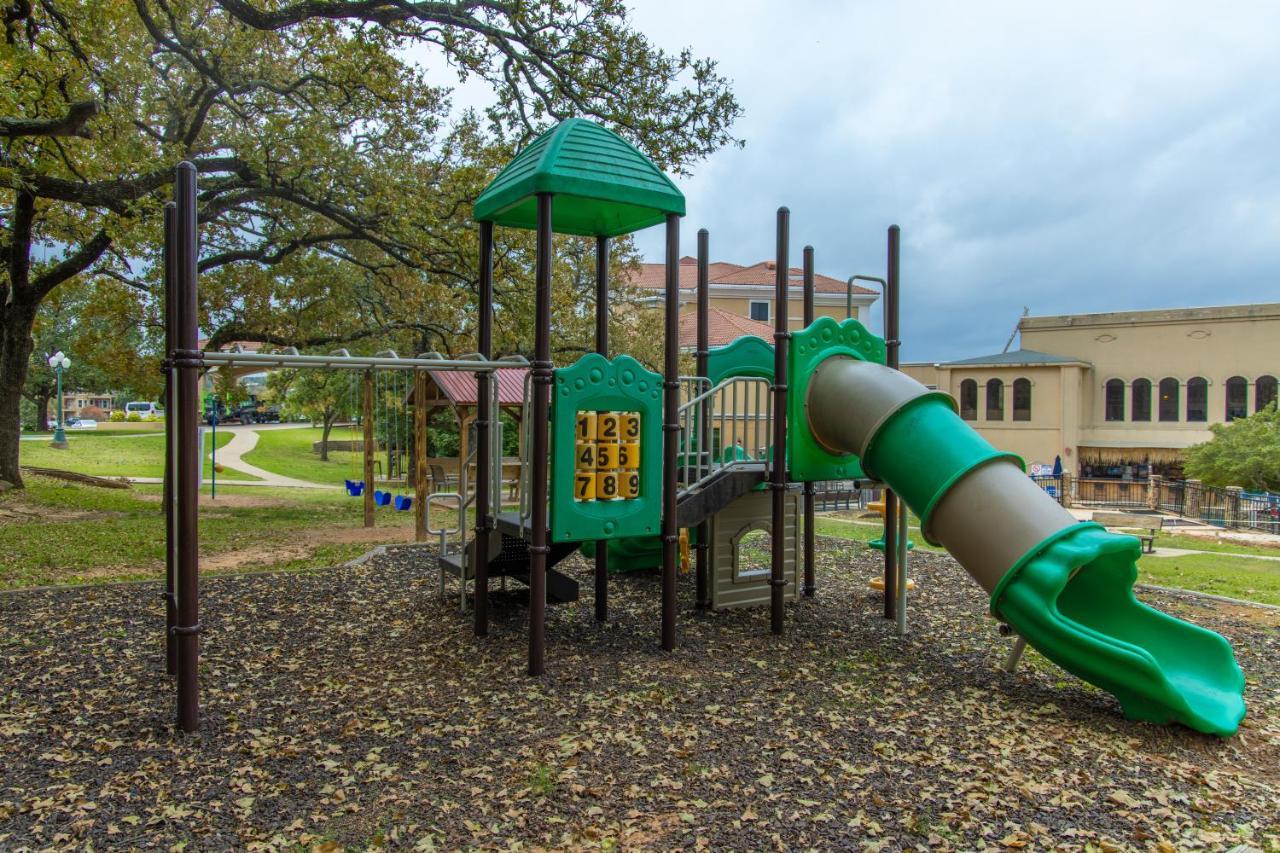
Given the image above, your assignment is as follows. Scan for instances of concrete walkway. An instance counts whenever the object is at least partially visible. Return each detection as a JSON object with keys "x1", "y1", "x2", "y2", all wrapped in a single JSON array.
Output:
[
  {"x1": 127, "y1": 425, "x2": 335, "y2": 490},
  {"x1": 204, "y1": 427, "x2": 332, "y2": 489}
]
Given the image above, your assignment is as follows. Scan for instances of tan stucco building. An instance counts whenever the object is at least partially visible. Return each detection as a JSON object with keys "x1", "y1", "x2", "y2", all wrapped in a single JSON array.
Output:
[{"x1": 904, "y1": 303, "x2": 1280, "y2": 477}]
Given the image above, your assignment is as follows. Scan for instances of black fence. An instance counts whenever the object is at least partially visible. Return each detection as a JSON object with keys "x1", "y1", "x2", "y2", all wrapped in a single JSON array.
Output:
[
  {"x1": 812, "y1": 481, "x2": 876, "y2": 512},
  {"x1": 1072, "y1": 478, "x2": 1150, "y2": 510},
  {"x1": 1030, "y1": 475, "x2": 1063, "y2": 505},
  {"x1": 1029, "y1": 475, "x2": 1280, "y2": 535}
]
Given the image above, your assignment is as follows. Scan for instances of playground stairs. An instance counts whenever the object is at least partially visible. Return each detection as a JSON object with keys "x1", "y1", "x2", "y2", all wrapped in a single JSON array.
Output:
[
  {"x1": 434, "y1": 514, "x2": 581, "y2": 604},
  {"x1": 675, "y1": 462, "x2": 768, "y2": 528}
]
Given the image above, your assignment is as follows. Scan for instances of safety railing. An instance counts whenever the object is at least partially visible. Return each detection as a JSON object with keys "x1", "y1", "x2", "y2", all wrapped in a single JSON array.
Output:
[
  {"x1": 676, "y1": 376, "x2": 773, "y2": 494},
  {"x1": 1073, "y1": 477, "x2": 1149, "y2": 509}
]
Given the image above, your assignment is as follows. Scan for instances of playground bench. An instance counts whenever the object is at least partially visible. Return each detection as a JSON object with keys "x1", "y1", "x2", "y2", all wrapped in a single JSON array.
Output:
[{"x1": 1091, "y1": 511, "x2": 1163, "y2": 553}]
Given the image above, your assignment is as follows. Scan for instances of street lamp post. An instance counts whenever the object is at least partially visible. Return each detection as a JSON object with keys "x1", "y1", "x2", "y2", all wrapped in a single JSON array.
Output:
[{"x1": 48, "y1": 351, "x2": 71, "y2": 449}]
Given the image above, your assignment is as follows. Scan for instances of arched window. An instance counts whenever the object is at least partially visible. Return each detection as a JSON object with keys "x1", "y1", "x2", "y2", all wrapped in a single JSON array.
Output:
[
  {"x1": 1158, "y1": 378, "x2": 1179, "y2": 422},
  {"x1": 959, "y1": 379, "x2": 977, "y2": 421},
  {"x1": 1131, "y1": 378, "x2": 1152, "y2": 422},
  {"x1": 1012, "y1": 378, "x2": 1032, "y2": 421},
  {"x1": 1186, "y1": 377, "x2": 1208, "y2": 422},
  {"x1": 1255, "y1": 375, "x2": 1277, "y2": 412},
  {"x1": 1225, "y1": 376, "x2": 1247, "y2": 421},
  {"x1": 1104, "y1": 379, "x2": 1125, "y2": 421},
  {"x1": 985, "y1": 378, "x2": 1004, "y2": 420}
]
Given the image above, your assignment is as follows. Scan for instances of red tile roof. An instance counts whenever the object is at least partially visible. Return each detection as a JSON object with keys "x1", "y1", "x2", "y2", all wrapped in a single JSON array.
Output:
[
  {"x1": 427, "y1": 367, "x2": 528, "y2": 407},
  {"x1": 624, "y1": 257, "x2": 874, "y2": 295},
  {"x1": 678, "y1": 306, "x2": 775, "y2": 348}
]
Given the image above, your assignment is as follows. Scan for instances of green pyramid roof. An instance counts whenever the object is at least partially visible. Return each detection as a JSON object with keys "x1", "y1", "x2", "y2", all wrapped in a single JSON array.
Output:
[{"x1": 473, "y1": 118, "x2": 685, "y2": 237}]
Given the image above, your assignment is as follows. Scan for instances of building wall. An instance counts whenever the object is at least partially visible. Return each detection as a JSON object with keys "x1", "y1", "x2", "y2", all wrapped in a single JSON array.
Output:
[
  {"x1": 905, "y1": 304, "x2": 1280, "y2": 476},
  {"x1": 902, "y1": 363, "x2": 1069, "y2": 469},
  {"x1": 673, "y1": 292, "x2": 865, "y2": 327},
  {"x1": 1022, "y1": 304, "x2": 1279, "y2": 450}
]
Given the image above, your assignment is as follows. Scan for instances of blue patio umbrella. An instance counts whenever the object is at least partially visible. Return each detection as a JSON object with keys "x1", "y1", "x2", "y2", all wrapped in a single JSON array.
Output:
[{"x1": 1052, "y1": 455, "x2": 1063, "y2": 478}]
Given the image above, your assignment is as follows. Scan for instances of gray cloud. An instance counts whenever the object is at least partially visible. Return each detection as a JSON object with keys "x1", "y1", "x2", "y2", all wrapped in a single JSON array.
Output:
[{"x1": 627, "y1": 0, "x2": 1280, "y2": 360}]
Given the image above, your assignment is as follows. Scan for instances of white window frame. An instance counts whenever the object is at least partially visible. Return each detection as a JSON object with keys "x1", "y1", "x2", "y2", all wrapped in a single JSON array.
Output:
[{"x1": 748, "y1": 300, "x2": 770, "y2": 323}]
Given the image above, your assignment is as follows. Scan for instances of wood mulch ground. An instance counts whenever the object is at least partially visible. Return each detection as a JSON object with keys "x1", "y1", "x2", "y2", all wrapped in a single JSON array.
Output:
[{"x1": 0, "y1": 538, "x2": 1276, "y2": 849}]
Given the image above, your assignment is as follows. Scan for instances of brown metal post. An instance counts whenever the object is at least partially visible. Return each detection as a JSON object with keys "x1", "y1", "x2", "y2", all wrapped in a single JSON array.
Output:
[
  {"x1": 173, "y1": 162, "x2": 201, "y2": 733},
  {"x1": 162, "y1": 202, "x2": 178, "y2": 676},
  {"x1": 770, "y1": 208, "x2": 790, "y2": 635},
  {"x1": 882, "y1": 225, "x2": 901, "y2": 619},
  {"x1": 363, "y1": 370, "x2": 374, "y2": 528},
  {"x1": 529, "y1": 194, "x2": 554, "y2": 675},
  {"x1": 694, "y1": 228, "x2": 711, "y2": 611},
  {"x1": 593, "y1": 234, "x2": 611, "y2": 623},
  {"x1": 661, "y1": 212, "x2": 680, "y2": 651},
  {"x1": 414, "y1": 370, "x2": 428, "y2": 542},
  {"x1": 474, "y1": 220, "x2": 495, "y2": 637},
  {"x1": 802, "y1": 244, "x2": 816, "y2": 598}
]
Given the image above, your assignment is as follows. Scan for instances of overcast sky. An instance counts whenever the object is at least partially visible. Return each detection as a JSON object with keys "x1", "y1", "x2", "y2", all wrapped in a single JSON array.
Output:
[{"x1": 615, "y1": 0, "x2": 1280, "y2": 361}]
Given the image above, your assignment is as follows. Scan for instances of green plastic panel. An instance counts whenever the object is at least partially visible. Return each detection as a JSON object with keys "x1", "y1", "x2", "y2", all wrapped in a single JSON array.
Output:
[
  {"x1": 863, "y1": 393, "x2": 1022, "y2": 542},
  {"x1": 550, "y1": 354, "x2": 663, "y2": 542},
  {"x1": 787, "y1": 317, "x2": 886, "y2": 481},
  {"x1": 473, "y1": 119, "x2": 685, "y2": 237},
  {"x1": 705, "y1": 334, "x2": 774, "y2": 386},
  {"x1": 991, "y1": 523, "x2": 1246, "y2": 736}
]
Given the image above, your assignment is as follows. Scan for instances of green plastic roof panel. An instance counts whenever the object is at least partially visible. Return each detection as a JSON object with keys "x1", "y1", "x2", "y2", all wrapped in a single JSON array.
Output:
[{"x1": 473, "y1": 118, "x2": 685, "y2": 237}]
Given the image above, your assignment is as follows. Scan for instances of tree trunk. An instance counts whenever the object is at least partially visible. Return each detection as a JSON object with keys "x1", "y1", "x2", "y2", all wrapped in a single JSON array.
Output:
[
  {"x1": 34, "y1": 391, "x2": 51, "y2": 433},
  {"x1": 320, "y1": 407, "x2": 334, "y2": 461},
  {"x1": 0, "y1": 299, "x2": 39, "y2": 488}
]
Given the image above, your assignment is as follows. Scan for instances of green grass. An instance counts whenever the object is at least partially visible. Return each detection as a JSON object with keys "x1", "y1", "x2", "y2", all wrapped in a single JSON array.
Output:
[
  {"x1": 19, "y1": 430, "x2": 258, "y2": 481},
  {"x1": 1138, "y1": 552, "x2": 1280, "y2": 605},
  {"x1": 0, "y1": 478, "x2": 423, "y2": 589},
  {"x1": 1152, "y1": 530, "x2": 1280, "y2": 558},
  {"x1": 814, "y1": 515, "x2": 946, "y2": 552},
  {"x1": 241, "y1": 426, "x2": 365, "y2": 485}
]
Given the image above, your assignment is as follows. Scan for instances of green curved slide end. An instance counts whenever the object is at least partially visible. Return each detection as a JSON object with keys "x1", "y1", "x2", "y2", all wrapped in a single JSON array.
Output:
[{"x1": 992, "y1": 524, "x2": 1247, "y2": 736}]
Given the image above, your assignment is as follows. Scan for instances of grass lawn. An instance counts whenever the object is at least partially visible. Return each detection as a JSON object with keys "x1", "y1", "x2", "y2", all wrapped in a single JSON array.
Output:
[
  {"x1": 242, "y1": 425, "x2": 365, "y2": 485},
  {"x1": 814, "y1": 514, "x2": 946, "y2": 552},
  {"x1": 1138, "y1": 552, "x2": 1280, "y2": 605},
  {"x1": 1153, "y1": 530, "x2": 1280, "y2": 558},
  {"x1": 19, "y1": 430, "x2": 258, "y2": 481},
  {"x1": 0, "y1": 477, "x2": 440, "y2": 589}
]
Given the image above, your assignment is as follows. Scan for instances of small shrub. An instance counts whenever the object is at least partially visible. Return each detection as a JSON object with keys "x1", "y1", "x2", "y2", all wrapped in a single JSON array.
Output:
[
  {"x1": 109, "y1": 410, "x2": 126, "y2": 422},
  {"x1": 125, "y1": 412, "x2": 142, "y2": 422}
]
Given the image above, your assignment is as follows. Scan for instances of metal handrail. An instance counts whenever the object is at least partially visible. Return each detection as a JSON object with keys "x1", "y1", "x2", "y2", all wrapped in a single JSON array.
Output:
[{"x1": 677, "y1": 376, "x2": 773, "y2": 493}]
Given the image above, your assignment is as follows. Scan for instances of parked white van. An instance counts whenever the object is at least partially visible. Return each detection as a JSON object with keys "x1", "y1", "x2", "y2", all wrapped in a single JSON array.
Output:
[{"x1": 124, "y1": 401, "x2": 163, "y2": 419}]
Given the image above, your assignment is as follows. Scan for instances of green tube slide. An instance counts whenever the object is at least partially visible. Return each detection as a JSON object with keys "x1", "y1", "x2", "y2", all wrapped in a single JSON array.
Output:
[{"x1": 804, "y1": 356, "x2": 1246, "y2": 736}]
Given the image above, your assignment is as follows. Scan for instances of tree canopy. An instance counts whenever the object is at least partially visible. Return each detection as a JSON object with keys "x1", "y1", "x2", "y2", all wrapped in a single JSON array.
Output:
[
  {"x1": 0, "y1": 0, "x2": 741, "y2": 485},
  {"x1": 1183, "y1": 403, "x2": 1280, "y2": 493}
]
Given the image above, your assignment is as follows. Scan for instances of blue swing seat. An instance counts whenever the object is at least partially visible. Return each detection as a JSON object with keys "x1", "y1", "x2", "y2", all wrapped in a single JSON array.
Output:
[
  {"x1": 373, "y1": 490, "x2": 392, "y2": 507},
  {"x1": 344, "y1": 480, "x2": 364, "y2": 496},
  {"x1": 394, "y1": 495, "x2": 413, "y2": 511}
]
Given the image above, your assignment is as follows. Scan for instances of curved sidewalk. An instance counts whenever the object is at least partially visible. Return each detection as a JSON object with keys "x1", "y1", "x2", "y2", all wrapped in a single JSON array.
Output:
[{"x1": 130, "y1": 425, "x2": 335, "y2": 489}]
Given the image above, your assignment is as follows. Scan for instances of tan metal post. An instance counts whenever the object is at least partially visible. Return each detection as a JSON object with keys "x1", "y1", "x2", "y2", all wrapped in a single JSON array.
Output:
[
  {"x1": 414, "y1": 370, "x2": 428, "y2": 541},
  {"x1": 363, "y1": 369, "x2": 374, "y2": 528}
]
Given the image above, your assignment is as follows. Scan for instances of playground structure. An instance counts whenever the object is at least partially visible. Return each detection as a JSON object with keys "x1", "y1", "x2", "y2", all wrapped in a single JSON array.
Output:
[{"x1": 161, "y1": 118, "x2": 1246, "y2": 738}]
